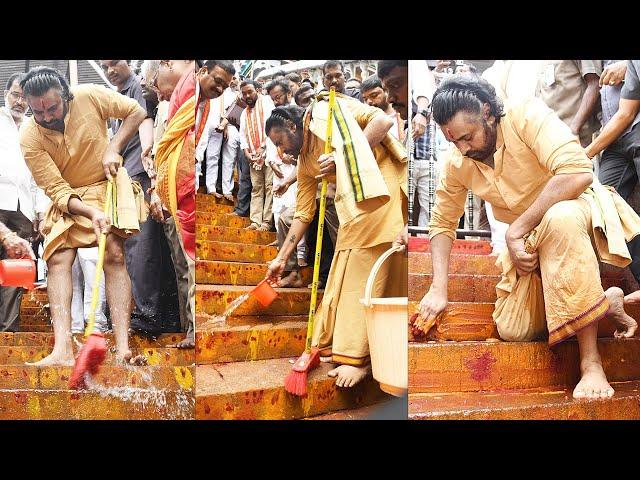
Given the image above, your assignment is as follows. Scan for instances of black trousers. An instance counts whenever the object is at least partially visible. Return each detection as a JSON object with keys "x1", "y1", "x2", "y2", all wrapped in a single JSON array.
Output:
[
  {"x1": 233, "y1": 150, "x2": 252, "y2": 217},
  {"x1": 0, "y1": 209, "x2": 33, "y2": 332},
  {"x1": 598, "y1": 121, "x2": 640, "y2": 283},
  {"x1": 125, "y1": 173, "x2": 181, "y2": 334},
  {"x1": 305, "y1": 198, "x2": 339, "y2": 285}
]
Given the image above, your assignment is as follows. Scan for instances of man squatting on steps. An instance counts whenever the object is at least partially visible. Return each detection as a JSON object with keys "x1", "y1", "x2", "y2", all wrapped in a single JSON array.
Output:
[
  {"x1": 19, "y1": 67, "x2": 149, "y2": 367},
  {"x1": 265, "y1": 63, "x2": 408, "y2": 388},
  {"x1": 420, "y1": 75, "x2": 640, "y2": 400}
]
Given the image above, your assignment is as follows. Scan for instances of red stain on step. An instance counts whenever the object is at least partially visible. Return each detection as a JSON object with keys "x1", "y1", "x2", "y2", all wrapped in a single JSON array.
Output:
[
  {"x1": 464, "y1": 351, "x2": 497, "y2": 381},
  {"x1": 204, "y1": 403, "x2": 211, "y2": 415}
]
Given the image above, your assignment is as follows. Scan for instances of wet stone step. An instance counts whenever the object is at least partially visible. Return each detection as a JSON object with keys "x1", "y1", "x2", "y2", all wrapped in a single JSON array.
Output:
[
  {"x1": 195, "y1": 202, "x2": 235, "y2": 214},
  {"x1": 0, "y1": 365, "x2": 194, "y2": 391},
  {"x1": 195, "y1": 317, "x2": 307, "y2": 364},
  {"x1": 196, "y1": 225, "x2": 276, "y2": 245},
  {"x1": 197, "y1": 211, "x2": 251, "y2": 229},
  {"x1": 196, "y1": 193, "x2": 235, "y2": 206},
  {"x1": 409, "y1": 380, "x2": 640, "y2": 420},
  {"x1": 196, "y1": 260, "x2": 312, "y2": 286},
  {"x1": 0, "y1": 388, "x2": 193, "y2": 420},
  {"x1": 195, "y1": 359, "x2": 388, "y2": 420},
  {"x1": 196, "y1": 285, "x2": 320, "y2": 316},
  {"x1": 196, "y1": 240, "x2": 277, "y2": 263},
  {"x1": 0, "y1": 332, "x2": 188, "y2": 348},
  {"x1": 409, "y1": 338, "x2": 640, "y2": 394},
  {"x1": 408, "y1": 237, "x2": 492, "y2": 255}
]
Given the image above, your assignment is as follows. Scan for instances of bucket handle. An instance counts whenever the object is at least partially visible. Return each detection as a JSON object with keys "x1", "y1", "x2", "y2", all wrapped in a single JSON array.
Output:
[{"x1": 362, "y1": 245, "x2": 404, "y2": 307}]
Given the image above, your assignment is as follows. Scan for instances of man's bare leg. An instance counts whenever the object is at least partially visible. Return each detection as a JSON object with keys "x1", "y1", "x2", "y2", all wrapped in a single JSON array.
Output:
[
  {"x1": 327, "y1": 364, "x2": 372, "y2": 388},
  {"x1": 27, "y1": 249, "x2": 76, "y2": 366},
  {"x1": 605, "y1": 287, "x2": 638, "y2": 338},
  {"x1": 103, "y1": 234, "x2": 146, "y2": 365},
  {"x1": 573, "y1": 321, "x2": 614, "y2": 399}
]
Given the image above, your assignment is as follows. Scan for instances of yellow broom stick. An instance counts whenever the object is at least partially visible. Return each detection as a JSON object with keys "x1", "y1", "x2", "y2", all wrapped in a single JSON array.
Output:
[
  {"x1": 83, "y1": 179, "x2": 113, "y2": 339},
  {"x1": 304, "y1": 87, "x2": 336, "y2": 352}
]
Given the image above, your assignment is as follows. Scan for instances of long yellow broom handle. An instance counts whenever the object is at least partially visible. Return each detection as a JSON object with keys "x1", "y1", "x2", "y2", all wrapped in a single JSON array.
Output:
[
  {"x1": 305, "y1": 87, "x2": 336, "y2": 352},
  {"x1": 84, "y1": 179, "x2": 113, "y2": 339}
]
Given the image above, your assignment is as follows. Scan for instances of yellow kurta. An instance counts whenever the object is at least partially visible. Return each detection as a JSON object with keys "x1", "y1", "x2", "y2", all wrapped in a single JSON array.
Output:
[
  {"x1": 295, "y1": 95, "x2": 408, "y2": 365},
  {"x1": 429, "y1": 97, "x2": 640, "y2": 345},
  {"x1": 20, "y1": 84, "x2": 146, "y2": 260}
]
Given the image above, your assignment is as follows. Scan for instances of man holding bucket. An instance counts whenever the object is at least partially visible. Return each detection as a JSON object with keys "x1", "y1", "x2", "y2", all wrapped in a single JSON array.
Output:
[{"x1": 265, "y1": 62, "x2": 408, "y2": 388}]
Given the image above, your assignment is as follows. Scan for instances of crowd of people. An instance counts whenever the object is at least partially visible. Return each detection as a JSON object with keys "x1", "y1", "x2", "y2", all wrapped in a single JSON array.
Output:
[
  {"x1": 412, "y1": 60, "x2": 640, "y2": 400},
  {"x1": 196, "y1": 59, "x2": 409, "y2": 388},
  {"x1": 0, "y1": 59, "x2": 197, "y2": 368}
]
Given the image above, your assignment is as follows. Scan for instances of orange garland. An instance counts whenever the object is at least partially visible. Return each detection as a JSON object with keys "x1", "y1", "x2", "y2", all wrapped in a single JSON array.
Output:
[{"x1": 245, "y1": 96, "x2": 264, "y2": 153}]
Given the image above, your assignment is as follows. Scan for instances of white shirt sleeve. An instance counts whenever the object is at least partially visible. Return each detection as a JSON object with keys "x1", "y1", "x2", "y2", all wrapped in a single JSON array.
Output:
[
  {"x1": 411, "y1": 60, "x2": 436, "y2": 104},
  {"x1": 239, "y1": 109, "x2": 248, "y2": 151}
]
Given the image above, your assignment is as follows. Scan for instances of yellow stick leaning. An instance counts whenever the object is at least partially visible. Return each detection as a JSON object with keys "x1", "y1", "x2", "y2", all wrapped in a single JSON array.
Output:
[
  {"x1": 304, "y1": 87, "x2": 336, "y2": 352},
  {"x1": 83, "y1": 179, "x2": 114, "y2": 339}
]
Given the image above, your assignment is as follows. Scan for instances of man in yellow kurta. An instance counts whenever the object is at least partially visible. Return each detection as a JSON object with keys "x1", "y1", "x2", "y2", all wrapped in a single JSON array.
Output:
[
  {"x1": 19, "y1": 67, "x2": 148, "y2": 366},
  {"x1": 265, "y1": 94, "x2": 407, "y2": 388},
  {"x1": 421, "y1": 75, "x2": 640, "y2": 399}
]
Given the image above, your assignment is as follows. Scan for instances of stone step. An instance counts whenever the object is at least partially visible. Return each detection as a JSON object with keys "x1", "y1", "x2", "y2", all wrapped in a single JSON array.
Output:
[
  {"x1": 409, "y1": 252, "x2": 501, "y2": 275},
  {"x1": 0, "y1": 346, "x2": 194, "y2": 366},
  {"x1": 409, "y1": 237, "x2": 492, "y2": 255},
  {"x1": 305, "y1": 402, "x2": 398, "y2": 420},
  {"x1": 409, "y1": 338, "x2": 640, "y2": 393},
  {"x1": 0, "y1": 332, "x2": 186, "y2": 348},
  {"x1": 19, "y1": 326, "x2": 53, "y2": 333},
  {"x1": 0, "y1": 365, "x2": 193, "y2": 391},
  {"x1": 195, "y1": 202, "x2": 235, "y2": 214},
  {"x1": 196, "y1": 193, "x2": 235, "y2": 206},
  {"x1": 409, "y1": 380, "x2": 640, "y2": 420},
  {"x1": 409, "y1": 273, "x2": 624, "y2": 302},
  {"x1": 196, "y1": 316, "x2": 308, "y2": 364},
  {"x1": 196, "y1": 211, "x2": 251, "y2": 229},
  {"x1": 196, "y1": 260, "x2": 312, "y2": 286},
  {"x1": 196, "y1": 285, "x2": 320, "y2": 316},
  {"x1": 195, "y1": 359, "x2": 388, "y2": 420},
  {"x1": 196, "y1": 240, "x2": 277, "y2": 263},
  {"x1": 0, "y1": 388, "x2": 193, "y2": 420},
  {"x1": 196, "y1": 225, "x2": 276, "y2": 245},
  {"x1": 407, "y1": 300, "x2": 640, "y2": 342}
]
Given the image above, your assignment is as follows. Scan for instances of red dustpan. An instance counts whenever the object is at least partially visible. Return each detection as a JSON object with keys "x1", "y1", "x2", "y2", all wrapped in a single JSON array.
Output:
[
  {"x1": 250, "y1": 279, "x2": 279, "y2": 307},
  {"x1": 0, "y1": 259, "x2": 36, "y2": 290}
]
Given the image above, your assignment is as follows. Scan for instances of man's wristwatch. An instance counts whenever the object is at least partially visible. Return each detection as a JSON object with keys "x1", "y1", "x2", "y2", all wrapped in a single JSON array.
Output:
[{"x1": 417, "y1": 108, "x2": 430, "y2": 119}]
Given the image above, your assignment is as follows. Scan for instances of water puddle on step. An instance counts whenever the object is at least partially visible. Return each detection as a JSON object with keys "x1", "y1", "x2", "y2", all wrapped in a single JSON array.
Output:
[{"x1": 200, "y1": 293, "x2": 250, "y2": 328}]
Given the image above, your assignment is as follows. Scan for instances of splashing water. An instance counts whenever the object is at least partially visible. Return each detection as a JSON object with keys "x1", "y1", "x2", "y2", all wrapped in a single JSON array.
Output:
[{"x1": 201, "y1": 293, "x2": 250, "y2": 328}]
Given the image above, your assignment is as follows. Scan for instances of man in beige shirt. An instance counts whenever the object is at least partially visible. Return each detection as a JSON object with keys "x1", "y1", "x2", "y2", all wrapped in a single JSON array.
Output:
[
  {"x1": 19, "y1": 66, "x2": 147, "y2": 367},
  {"x1": 536, "y1": 60, "x2": 603, "y2": 147},
  {"x1": 421, "y1": 75, "x2": 640, "y2": 400}
]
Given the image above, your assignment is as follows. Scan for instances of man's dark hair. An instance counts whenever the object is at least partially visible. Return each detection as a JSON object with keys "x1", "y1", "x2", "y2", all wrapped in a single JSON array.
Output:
[
  {"x1": 6, "y1": 72, "x2": 26, "y2": 91},
  {"x1": 204, "y1": 60, "x2": 235, "y2": 75},
  {"x1": 360, "y1": 75, "x2": 382, "y2": 94},
  {"x1": 431, "y1": 75, "x2": 504, "y2": 125},
  {"x1": 273, "y1": 70, "x2": 286, "y2": 78},
  {"x1": 265, "y1": 104, "x2": 306, "y2": 134},
  {"x1": 266, "y1": 79, "x2": 291, "y2": 95},
  {"x1": 240, "y1": 79, "x2": 260, "y2": 90},
  {"x1": 322, "y1": 60, "x2": 344, "y2": 75},
  {"x1": 377, "y1": 60, "x2": 407, "y2": 80},
  {"x1": 301, "y1": 78, "x2": 315, "y2": 88},
  {"x1": 294, "y1": 84, "x2": 314, "y2": 106},
  {"x1": 20, "y1": 66, "x2": 74, "y2": 101},
  {"x1": 285, "y1": 72, "x2": 301, "y2": 84}
]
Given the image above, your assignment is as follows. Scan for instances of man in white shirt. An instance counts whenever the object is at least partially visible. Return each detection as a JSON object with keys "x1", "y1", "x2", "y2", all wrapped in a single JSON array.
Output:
[
  {"x1": 361, "y1": 75, "x2": 405, "y2": 141},
  {"x1": 0, "y1": 73, "x2": 49, "y2": 331},
  {"x1": 195, "y1": 87, "x2": 240, "y2": 201},
  {"x1": 238, "y1": 80, "x2": 275, "y2": 231}
]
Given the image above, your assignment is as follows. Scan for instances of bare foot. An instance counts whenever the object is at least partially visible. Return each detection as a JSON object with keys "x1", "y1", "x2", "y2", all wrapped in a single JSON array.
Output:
[
  {"x1": 117, "y1": 350, "x2": 148, "y2": 366},
  {"x1": 279, "y1": 270, "x2": 303, "y2": 288},
  {"x1": 245, "y1": 224, "x2": 258, "y2": 230},
  {"x1": 573, "y1": 360, "x2": 614, "y2": 399},
  {"x1": 223, "y1": 194, "x2": 235, "y2": 203},
  {"x1": 605, "y1": 287, "x2": 638, "y2": 338},
  {"x1": 257, "y1": 224, "x2": 270, "y2": 232},
  {"x1": 26, "y1": 350, "x2": 75, "y2": 367},
  {"x1": 172, "y1": 338, "x2": 195, "y2": 349},
  {"x1": 298, "y1": 259, "x2": 308, "y2": 267},
  {"x1": 327, "y1": 364, "x2": 372, "y2": 388},
  {"x1": 267, "y1": 239, "x2": 278, "y2": 247},
  {"x1": 212, "y1": 192, "x2": 223, "y2": 198}
]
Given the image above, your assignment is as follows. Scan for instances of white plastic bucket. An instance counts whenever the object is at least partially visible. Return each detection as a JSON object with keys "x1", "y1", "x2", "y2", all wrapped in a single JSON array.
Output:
[{"x1": 360, "y1": 245, "x2": 407, "y2": 397}]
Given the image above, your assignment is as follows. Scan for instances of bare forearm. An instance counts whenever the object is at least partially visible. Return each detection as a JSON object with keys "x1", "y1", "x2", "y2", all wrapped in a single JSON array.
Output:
[
  {"x1": 67, "y1": 197, "x2": 98, "y2": 220},
  {"x1": 507, "y1": 172, "x2": 593, "y2": 240},
  {"x1": 277, "y1": 218, "x2": 310, "y2": 261},
  {"x1": 586, "y1": 103, "x2": 639, "y2": 158},
  {"x1": 139, "y1": 117, "x2": 154, "y2": 153},
  {"x1": 108, "y1": 107, "x2": 146, "y2": 154},
  {"x1": 363, "y1": 115, "x2": 393, "y2": 149},
  {"x1": 570, "y1": 79, "x2": 600, "y2": 135},
  {"x1": 430, "y1": 233, "x2": 453, "y2": 291}
]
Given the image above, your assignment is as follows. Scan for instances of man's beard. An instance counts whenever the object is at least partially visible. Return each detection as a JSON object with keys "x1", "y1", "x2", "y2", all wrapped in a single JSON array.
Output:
[
  {"x1": 466, "y1": 120, "x2": 497, "y2": 162},
  {"x1": 284, "y1": 129, "x2": 303, "y2": 157},
  {"x1": 245, "y1": 96, "x2": 257, "y2": 107},
  {"x1": 37, "y1": 101, "x2": 68, "y2": 132}
]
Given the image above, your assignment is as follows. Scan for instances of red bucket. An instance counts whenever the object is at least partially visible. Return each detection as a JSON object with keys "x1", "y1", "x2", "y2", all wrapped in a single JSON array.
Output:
[
  {"x1": 250, "y1": 279, "x2": 279, "y2": 308},
  {"x1": 0, "y1": 259, "x2": 36, "y2": 290}
]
